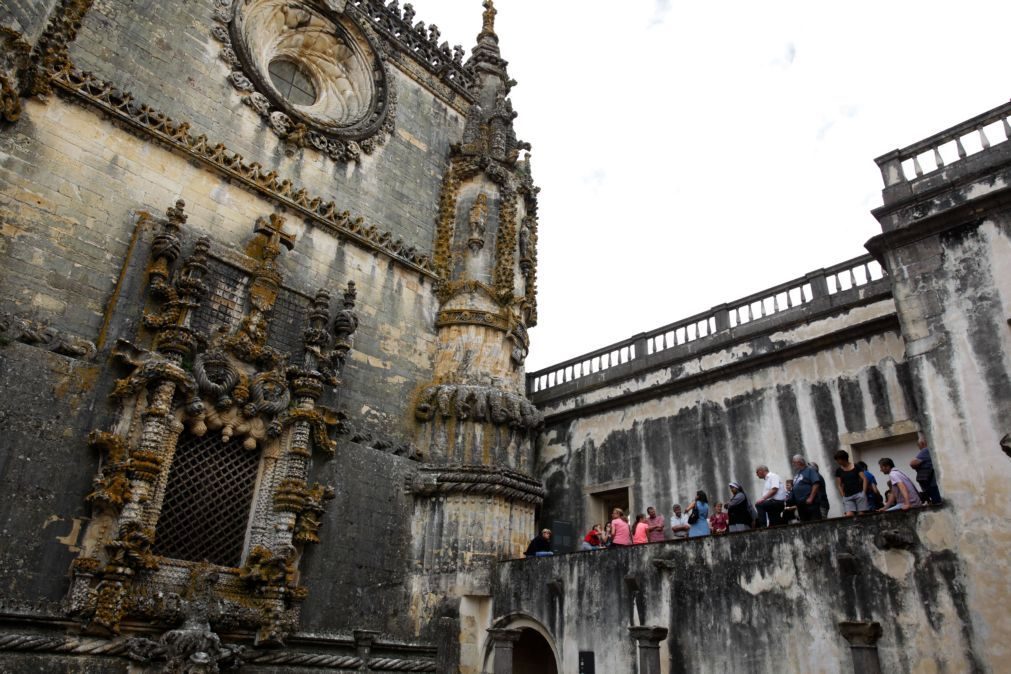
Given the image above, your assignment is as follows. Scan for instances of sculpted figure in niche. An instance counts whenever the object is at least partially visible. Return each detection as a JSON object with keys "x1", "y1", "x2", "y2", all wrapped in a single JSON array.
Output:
[
  {"x1": 518, "y1": 220, "x2": 531, "y2": 264},
  {"x1": 467, "y1": 193, "x2": 489, "y2": 253}
]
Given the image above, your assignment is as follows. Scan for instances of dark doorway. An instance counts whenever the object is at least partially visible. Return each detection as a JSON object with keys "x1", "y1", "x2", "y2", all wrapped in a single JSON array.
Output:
[
  {"x1": 512, "y1": 628, "x2": 558, "y2": 674},
  {"x1": 589, "y1": 486, "x2": 630, "y2": 527}
]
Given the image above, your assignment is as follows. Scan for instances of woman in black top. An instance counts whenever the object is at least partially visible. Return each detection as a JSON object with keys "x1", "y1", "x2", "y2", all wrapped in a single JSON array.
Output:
[{"x1": 833, "y1": 450, "x2": 869, "y2": 515}]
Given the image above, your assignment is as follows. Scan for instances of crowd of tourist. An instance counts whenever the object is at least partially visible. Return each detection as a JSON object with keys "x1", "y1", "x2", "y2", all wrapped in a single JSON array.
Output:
[{"x1": 525, "y1": 437, "x2": 942, "y2": 556}]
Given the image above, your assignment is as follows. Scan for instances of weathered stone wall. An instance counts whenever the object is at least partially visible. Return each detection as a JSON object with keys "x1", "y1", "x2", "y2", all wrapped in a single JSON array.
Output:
[
  {"x1": 0, "y1": 342, "x2": 106, "y2": 607},
  {"x1": 0, "y1": 0, "x2": 463, "y2": 653},
  {"x1": 0, "y1": 96, "x2": 438, "y2": 445},
  {"x1": 68, "y1": 0, "x2": 464, "y2": 250},
  {"x1": 870, "y1": 135, "x2": 1011, "y2": 673},
  {"x1": 0, "y1": 0, "x2": 60, "y2": 44},
  {"x1": 534, "y1": 291, "x2": 914, "y2": 535},
  {"x1": 490, "y1": 509, "x2": 978, "y2": 674}
]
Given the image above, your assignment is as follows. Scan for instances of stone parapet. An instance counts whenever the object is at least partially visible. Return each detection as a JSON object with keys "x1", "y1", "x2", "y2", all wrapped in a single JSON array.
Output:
[
  {"x1": 528, "y1": 255, "x2": 891, "y2": 406},
  {"x1": 491, "y1": 508, "x2": 974, "y2": 674}
]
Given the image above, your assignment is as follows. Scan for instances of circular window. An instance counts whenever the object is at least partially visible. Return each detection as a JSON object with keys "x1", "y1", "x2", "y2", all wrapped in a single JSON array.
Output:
[
  {"x1": 268, "y1": 58, "x2": 317, "y2": 107},
  {"x1": 231, "y1": 0, "x2": 384, "y2": 131},
  {"x1": 216, "y1": 0, "x2": 396, "y2": 162}
]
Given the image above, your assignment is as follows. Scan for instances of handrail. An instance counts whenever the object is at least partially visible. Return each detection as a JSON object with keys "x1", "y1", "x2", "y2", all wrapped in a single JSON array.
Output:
[
  {"x1": 874, "y1": 100, "x2": 1011, "y2": 188},
  {"x1": 527, "y1": 254, "x2": 887, "y2": 395}
]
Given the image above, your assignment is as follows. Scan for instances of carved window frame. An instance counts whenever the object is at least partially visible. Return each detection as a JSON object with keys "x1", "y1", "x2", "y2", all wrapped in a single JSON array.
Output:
[{"x1": 67, "y1": 202, "x2": 357, "y2": 646}]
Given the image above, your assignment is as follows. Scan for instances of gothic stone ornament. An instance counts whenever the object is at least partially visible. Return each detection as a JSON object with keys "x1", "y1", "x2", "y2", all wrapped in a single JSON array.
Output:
[
  {"x1": 126, "y1": 566, "x2": 245, "y2": 673},
  {"x1": 213, "y1": 0, "x2": 397, "y2": 163},
  {"x1": 432, "y1": 101, "x2": 538, "y2": 323},
  {"x1": 414, "y1": 384, "x2": 543, "y2": 431},
  {"x1": 68, "y1": 202, "x2": 358, "y2": 645}
]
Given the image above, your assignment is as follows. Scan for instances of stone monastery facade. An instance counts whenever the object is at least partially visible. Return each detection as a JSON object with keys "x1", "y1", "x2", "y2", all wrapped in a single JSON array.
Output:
[{"x1": 0, "y1": 1, "x2": 1009, "y2": 673}]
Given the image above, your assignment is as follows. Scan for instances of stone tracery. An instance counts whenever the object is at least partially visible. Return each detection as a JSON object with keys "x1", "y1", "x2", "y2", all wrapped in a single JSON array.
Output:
[{"x1": 214, "y1": 0, "x2": 396, "y2": 163}]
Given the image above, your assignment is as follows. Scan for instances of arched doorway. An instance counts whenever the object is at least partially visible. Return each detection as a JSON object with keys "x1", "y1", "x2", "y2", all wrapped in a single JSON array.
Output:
[
  {"x1": 512, "y1": 627, "x2": 558, "y2": 674},
  {"x1": 484, "y1": 615, "x2": 561, "y2": 674}
]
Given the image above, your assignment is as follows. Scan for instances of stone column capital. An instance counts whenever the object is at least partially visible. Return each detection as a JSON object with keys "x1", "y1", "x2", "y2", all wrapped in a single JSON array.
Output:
[
  {"x1": 487, "y1": 627, "x2": 524, "y2": 644},
  {"x1": 839, "y1": 621, "x2": 883, "y2": 647},
  {"x1": 353, "y1": 629, "x2": 380, "y2": 647},
  {"x1": 628, "y1": 625, "x2": 668, "y2": 646}
]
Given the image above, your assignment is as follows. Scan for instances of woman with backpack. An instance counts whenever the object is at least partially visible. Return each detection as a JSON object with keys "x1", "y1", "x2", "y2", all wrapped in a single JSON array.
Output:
[{"x1": 686, "y1": 490, "x2": 711, "y2": 538}]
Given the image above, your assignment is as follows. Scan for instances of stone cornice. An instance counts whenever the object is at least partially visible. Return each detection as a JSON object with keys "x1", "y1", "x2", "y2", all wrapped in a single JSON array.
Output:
[{"x1": 48, "y1": 67, "x2": 437, "y2": 278}]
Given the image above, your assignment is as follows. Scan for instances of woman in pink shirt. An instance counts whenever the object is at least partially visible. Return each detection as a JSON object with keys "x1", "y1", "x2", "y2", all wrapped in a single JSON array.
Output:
[
  {"x1": 632, "y1": 513, "x2": 649, "y2": 544},
  {"x1": 610, "y1": 508, "x2": 632, "y2": 546}
]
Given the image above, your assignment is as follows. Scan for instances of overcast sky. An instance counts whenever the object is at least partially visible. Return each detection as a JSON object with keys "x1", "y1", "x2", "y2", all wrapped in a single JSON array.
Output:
[{"x1": 411, "y1": 0, "x2": 1010, "y2": 372}]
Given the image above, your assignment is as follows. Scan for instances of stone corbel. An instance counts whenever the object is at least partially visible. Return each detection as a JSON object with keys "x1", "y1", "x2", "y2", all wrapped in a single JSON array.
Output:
[{"x1": 0, "y1": 312, "x2": 97, "y2": 359}]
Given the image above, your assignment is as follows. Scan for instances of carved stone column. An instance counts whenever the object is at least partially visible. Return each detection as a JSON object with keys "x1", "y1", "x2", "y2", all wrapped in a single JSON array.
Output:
[
  {"x1": 628, "y1": 626, "x2": 668, "y2": 674},
  {"x1": 839, "y1": 621, "x2": 883, "y2": 674},
  {"x1": 487, "y1": 628, "x2": 523, "y2": 674}
]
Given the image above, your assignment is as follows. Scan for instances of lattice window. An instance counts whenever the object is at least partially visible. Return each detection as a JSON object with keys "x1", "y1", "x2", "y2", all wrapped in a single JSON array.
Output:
[{"x1": 153, "y1": 431, "x2": 261, "y2": 567}]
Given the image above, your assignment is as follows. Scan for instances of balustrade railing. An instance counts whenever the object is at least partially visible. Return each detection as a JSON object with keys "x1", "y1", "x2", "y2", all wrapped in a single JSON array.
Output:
[
  {"x1": 528, "y1": 255, "x2": 886, "y2": 395},
  {"x1": 875, "y1": 101, "x2": 1011, "y2": 189}
]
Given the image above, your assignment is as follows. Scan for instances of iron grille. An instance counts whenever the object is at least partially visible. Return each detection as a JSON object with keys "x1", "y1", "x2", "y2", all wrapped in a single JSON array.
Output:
[{"x1": 153, "y1": 431, "x2": 260, "y2": 567}]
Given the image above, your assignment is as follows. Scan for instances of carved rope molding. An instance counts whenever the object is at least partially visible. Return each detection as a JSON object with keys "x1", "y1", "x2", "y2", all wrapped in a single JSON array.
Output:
[
  {"x1": 410, "y1": 464, "x2": 547, "y2": 505},
  {"x1": 47, "y1": 67, "x2": 436, "y2": 277},
  {"x1": 0, "y1": 634, "x2": 437, "y2": 671}
]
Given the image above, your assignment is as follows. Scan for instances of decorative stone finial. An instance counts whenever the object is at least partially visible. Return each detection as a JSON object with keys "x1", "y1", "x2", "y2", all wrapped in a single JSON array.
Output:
[{"x1": 481, "y1": 0, "x2": 497, "y2": 38}]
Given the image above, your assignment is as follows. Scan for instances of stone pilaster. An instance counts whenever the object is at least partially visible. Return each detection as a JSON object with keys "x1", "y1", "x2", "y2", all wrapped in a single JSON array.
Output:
[
  {"x1": 839, "y1": 621, "x2": 883, "y2": 674},
  {"x1": 628, "y1": 626, "x2": 668, "y2": 674},
  {"x1": 487, "y1": 628, "x2": 523, "y2": 674}
]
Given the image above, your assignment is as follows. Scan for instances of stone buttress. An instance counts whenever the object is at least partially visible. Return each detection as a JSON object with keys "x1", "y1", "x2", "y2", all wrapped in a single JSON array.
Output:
[{"x1": 406, "y1": 0, "x2": 545, "y2": 648}]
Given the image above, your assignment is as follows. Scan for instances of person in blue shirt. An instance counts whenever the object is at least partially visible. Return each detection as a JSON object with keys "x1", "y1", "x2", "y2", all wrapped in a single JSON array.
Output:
[{"x1": 790, "y1": 455, "x2": 823, "y2": 521}]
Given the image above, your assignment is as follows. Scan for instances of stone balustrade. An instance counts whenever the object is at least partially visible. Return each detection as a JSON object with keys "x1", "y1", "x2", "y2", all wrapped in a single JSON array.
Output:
[
  {"x1": 527, "y1": 254, "x2": 887, "y2": 396},
  {"x1": 874, "y1": 100, "x2": 1011, "y2": 197}
]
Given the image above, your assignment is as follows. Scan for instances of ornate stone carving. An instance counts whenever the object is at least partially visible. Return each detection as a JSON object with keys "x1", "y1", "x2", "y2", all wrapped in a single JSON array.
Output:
[
  {"x1": 86, "y1": 431, "x2": 133, "y2": 513},
  {"x1": 125, "y1": 566, "x2": 245, "y2": 673},
  {"x1": 212, "y1": 0, "x2": 397, "y2": 163},
  {"x1": 0, "y1": 311, "x2": 97, "y2": 359},
  {"x1": 414, "y1": 384, "x2": 543, "y2": 431},
  {"x1": 409, "y1": 464, "x2": 546, "y2": 506},
  {"x1": 436, "y1": 308, "x2": 510, "y2": 331},
  {"x1": 23, "y1": 0, "x2": 96, "y2": 97},
  {"x1": 0, "y1": 27, "x2": 31, "y2": 123},
  {"x1": 68, "y1": 201, "x2": 359, "y2": 645},
  {"x1": 467, "y1": 193, "x2": 489, "y2": 253},
  {"x1": 50, "y1": 67, "x2": 434, "y2": 274},
  {"x1": 350, "y1": 0, "x2": 474, "y2": 102},
  {"x1": 431, "y1": 5, "x2": 539, "y2": 326}
]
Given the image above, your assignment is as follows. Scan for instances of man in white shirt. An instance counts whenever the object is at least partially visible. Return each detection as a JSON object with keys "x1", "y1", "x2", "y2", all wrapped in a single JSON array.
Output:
[
  {"x1": 878, "y1": 457, "x2": 922, "y2": 511},
  {"x1": 754, "y1": 464, "x2": 788, "y2": 526},
  {"x1": 670, "y1": 504, "x2": 690, "y2": 539}
]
